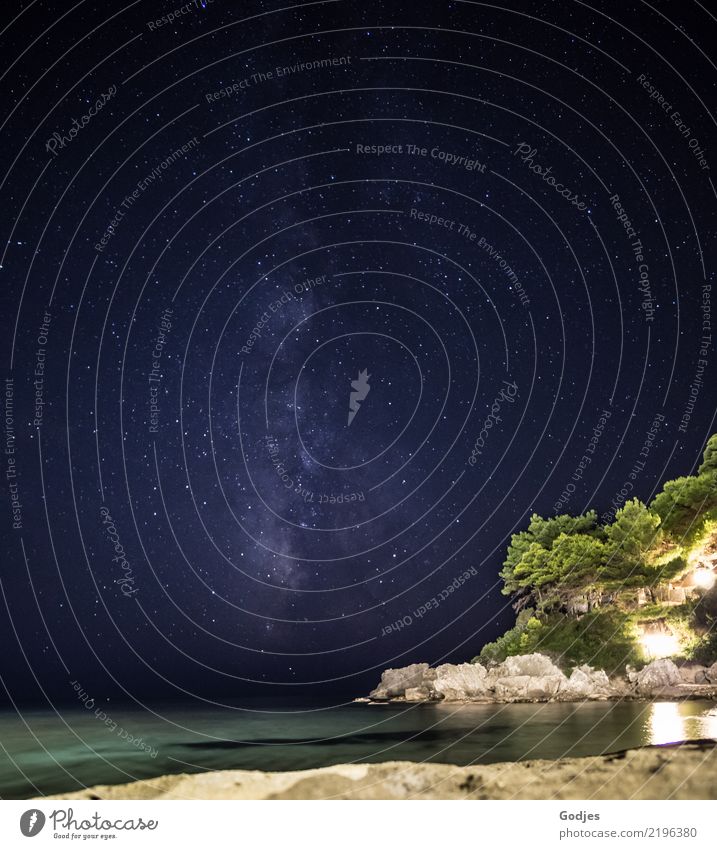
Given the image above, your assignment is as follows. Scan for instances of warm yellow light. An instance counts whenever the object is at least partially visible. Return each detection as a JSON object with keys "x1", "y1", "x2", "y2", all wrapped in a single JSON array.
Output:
[
  {"x1": 647, "y1": 702, "x2": 687, "y2": 745},
  {"x1": 693, "y1": 567, "x2": 716, "y2": 590},
  {"x1": 640, "y1": 632, "x2": 680, "y2": 659}
]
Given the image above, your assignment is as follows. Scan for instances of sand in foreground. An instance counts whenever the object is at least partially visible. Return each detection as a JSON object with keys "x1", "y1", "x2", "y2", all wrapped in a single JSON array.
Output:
[{"x1": 38, "y1": 740, "x2": 717, "y2": 800}]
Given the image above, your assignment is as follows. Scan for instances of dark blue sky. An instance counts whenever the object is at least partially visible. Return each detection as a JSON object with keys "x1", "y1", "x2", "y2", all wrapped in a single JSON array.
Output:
[{"x1": 1, "y1": 0, "x2": 716, "y2": 704}]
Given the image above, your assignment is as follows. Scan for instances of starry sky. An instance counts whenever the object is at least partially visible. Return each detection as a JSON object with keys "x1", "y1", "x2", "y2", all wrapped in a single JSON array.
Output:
[{"x1": 1, "y1": 0, "x2": 716, "y2": 705}]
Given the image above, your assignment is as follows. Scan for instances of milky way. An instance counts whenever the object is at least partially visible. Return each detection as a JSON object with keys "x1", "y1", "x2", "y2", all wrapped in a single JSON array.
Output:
[{"x1": 1, "y1": 0, "x2": 716, "y2": 704}]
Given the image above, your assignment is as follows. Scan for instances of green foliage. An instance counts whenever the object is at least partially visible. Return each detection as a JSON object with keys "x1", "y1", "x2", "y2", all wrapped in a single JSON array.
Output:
[
  {"x1": 500, "y1": 512, "x2": 604, "y2": 608},
  {"x1": 481, "y1": 433, "x2": 717, "y2": 670},
  {"x1": 548, "y1": 533, "x2": 606, "y2": 591},
  {"x1": 651, "y1": 474, "x2": 717, "y2": 543},
  {"x1": 690, "y1": 632, "x2": 717, "y2": 665},
  {"x1": 698, "y1": 434, "x2": 717, "y2": 476},
  {"x1": 650, "y1": 437, "x2": 717, "y2": 544},
  {"x1": 477, "y1": 610, "x2": 639, "y2": 672},
  {"x1": 475, "y1": 609, "x2": 541, "y2": 666},
  {"x1": 694, "y1": 584, "x2": 717, "y2": 629},
  {"x1": 600, "y1": 499, "x2": 662, "y2": 588},
  {"x1": 532, "y1": 611, "x2": 639, "y2": 673}
]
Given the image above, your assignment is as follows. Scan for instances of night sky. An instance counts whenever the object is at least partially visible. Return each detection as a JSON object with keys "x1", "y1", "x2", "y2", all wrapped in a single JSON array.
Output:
[{"x1": 1, "y1": 0, "x2": 716, "y2": 705}]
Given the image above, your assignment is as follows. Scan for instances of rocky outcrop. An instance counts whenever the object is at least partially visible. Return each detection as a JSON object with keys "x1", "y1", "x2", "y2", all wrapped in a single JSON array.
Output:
[
  {"x1": 367, "y1": 654, "x2": 615, "y2": 703},
  {"x1": 39, "y1": 741, "x2": 717, "y2": 800},
  {"x1": 558, "y1": 664, "x2": 613, "y2": 700},
  {"x1": 369, "y1": 663, "x2": 434, "y2": 700},
  {"x1": 365, "y1": 654, "x2": 717, "y2": 704},
  {"x1": 678, "y1": 664, "x2": 708, "y2": 684},
  {"x1": 433, "y1": 662, "x2": 491, "y2": 700},
  {"x1": 633, "y1": 659, "x2": 682, "y2": 694},
  {"x1": 486, "y1": 653, "x2": 568, "y2": 701},
  {"x1": 404, "y1": 687, "x2": 433, "y2": 702}
]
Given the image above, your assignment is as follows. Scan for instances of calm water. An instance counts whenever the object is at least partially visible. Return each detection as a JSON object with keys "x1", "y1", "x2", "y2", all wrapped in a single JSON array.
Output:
[{"x1": 1, "y1": 699, "x2": 716, "y2": 799}]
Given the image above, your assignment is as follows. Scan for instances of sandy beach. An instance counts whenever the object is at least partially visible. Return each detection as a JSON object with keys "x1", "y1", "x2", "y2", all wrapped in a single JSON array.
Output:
[{"x1": 38, "y1": 740, "x2": 717, "y2": 801}]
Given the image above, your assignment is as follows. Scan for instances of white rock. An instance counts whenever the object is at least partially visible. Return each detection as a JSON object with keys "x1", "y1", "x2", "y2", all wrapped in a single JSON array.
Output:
[
  {"x1": 404, "y1": 687, "x2": 432, "y2": 702},
  {"x1": 493, "y1": 653, "x2": 565, "y2": 679},
  {"x1": 678, "y1": 665, "x2": 707, "y2": 685},
  {"x1": 433, "y1": 663, "x2": 489, "y2": 700},
  {"x1": 482, "y1": 655, "x2": 567, "y2": 701},
  {"x1": 559, "y1": 665, "x2": 613, "y2": 700},
  {"x1": 704, "y1": 662, "x2": 717, "y2": 684},
  {"x1": 369, "y1": 663, "x2": 432, "y2": 699},
  {"x1": 633, "y1": 659, "x2": 682, "y2": 693}
]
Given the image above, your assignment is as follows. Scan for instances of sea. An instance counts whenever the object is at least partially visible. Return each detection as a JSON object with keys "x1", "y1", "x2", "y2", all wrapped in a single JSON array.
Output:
[{"x1": 1, "y1": 699, "x2": 716, "y2": 799}]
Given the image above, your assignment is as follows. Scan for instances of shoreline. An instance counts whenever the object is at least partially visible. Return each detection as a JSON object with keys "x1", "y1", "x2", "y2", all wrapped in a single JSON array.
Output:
[
  {"x1": 357, "y1": 685, "x2": 717, "y2": 706},
  {"x1": 36, "y1": 740, "x2": 717, "y2": 800},
  {"x1": 362, "y1": 655, "x2": 717, "y2": 705}
]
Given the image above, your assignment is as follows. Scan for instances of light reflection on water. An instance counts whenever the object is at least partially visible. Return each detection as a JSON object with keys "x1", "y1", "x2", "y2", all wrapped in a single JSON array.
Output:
[
  {"x1": 1, "y1": 699, "x2": 715, "y2": 798},
  {"x1": 647, "y1": 702, "x2": 717, "y2": 745}
]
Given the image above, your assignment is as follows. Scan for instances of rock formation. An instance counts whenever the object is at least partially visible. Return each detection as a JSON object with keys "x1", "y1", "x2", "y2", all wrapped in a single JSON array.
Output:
[
  {"x1": 633, "y1": 658, "x2": 682, "y2": 694},
  {"x1": 364, "y1": 654, "x2": 717, "y2": 703},
  {"x1": 369, "y1": 663, "x2": 434, "y2": 700}
]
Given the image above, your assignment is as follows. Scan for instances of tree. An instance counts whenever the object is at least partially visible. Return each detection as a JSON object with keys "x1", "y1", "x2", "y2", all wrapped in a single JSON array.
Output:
[
  {"x1": 503, "y1": 526, "x2": 606, "y2": 613},
  {"x1": 501, "y1": 511, "x2": 600, "y2": 596},
  {"x1": 651, "y1": 475, "x2": 717, "y2": 541},
  {"x1": 601, "y1": 499, "x2": 662, "y2": 587},
  {"x1": 698, "y1": 434, "x2": 717, "y2": 476},
  {"x1": 547, "y1": 532, "x2": 606, "y2": 603}
]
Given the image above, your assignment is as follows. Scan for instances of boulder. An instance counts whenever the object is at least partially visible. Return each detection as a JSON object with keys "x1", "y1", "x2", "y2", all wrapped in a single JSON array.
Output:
[
  {"x1": 704, "y1": 662, "x2": 717, "y2": 684},
  {"x1": 633, "y1": 659, "x2": 682, "y2": 694},
  {"x1": 404, "y1": 687, "x2": 432, "y2": 702},
  {"x1": 487, "y1": 654, "x2": 568, "y2": 701},
  {"x1": 491, "y1": 674, "x2": 565, "y2": 701},
  {"x1": 559, "y1": 665, "x2": 613, "y2": 700},
  {"x1": 493, "y1": 653, "x2": 565, "y2": 679},
  {"x1": 433, "y1": 663, "x2": 490, "y2": 700},
  {"x1": 369, "y1": 664, "x2": 433, "y2": 699},
  {"x1": 677, "y1": 665, "x2": 708, "y2": 685}
]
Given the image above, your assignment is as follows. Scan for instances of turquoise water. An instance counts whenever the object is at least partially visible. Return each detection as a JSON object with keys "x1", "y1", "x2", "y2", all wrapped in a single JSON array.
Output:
[{"x1": 1, "y1": 699, "x2": 715, "y2": 799}]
